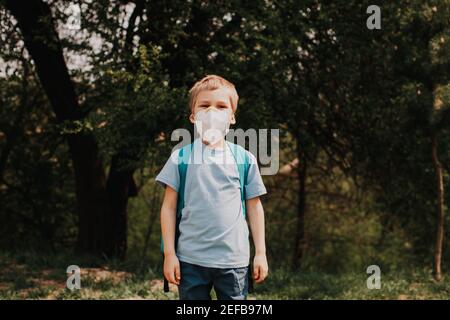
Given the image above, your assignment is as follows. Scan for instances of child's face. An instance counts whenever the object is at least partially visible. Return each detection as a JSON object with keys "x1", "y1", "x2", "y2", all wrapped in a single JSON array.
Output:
[{"x1": 189, "y1": 88, "x2": 236, "y2": 125}]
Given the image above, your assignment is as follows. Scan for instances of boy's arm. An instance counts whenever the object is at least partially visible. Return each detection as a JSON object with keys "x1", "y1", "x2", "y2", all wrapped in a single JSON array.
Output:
[
  {"x1": 246, "y1": 196, "x2": 269, "y2": 283},
  {"x1": 160, "y1": 185, "x2": 181, "y2": 285}
]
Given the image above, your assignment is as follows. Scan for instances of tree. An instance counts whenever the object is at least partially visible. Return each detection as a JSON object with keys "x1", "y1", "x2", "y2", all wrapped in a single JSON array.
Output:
[{"x1": 3, "y1": 0, "x2": 137, "y2": 258}]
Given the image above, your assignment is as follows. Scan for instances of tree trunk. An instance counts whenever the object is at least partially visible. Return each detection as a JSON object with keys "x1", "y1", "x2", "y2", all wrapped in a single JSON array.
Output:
[
  {"x1": 431, "y1": 134, "x2": 445, "y2": 281},
  {"x1": 5, "y1": 0, "x2": 132, "y2": 258},
  {"x1": 106, "y1": 153, "x2": 138, "y2": 259},
  {"x1": 292, "y1": 141, "x2": 307, "y2": 270}
]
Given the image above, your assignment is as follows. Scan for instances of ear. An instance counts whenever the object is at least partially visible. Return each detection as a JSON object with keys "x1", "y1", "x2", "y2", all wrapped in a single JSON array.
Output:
[
  {"x1": 189, "y1": 112, "x2": 196, "y2": 124},
  {"x1": 230, "y1": 112, "x2": 236, "y2": 125}
]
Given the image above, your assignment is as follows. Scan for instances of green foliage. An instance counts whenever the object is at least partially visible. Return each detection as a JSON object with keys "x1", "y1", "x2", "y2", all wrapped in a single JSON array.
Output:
[
  {"x1": 81, "y1": 43, "x2": 188, "y2": 171},
  {"x1": 0, "y1": 71, "x2": 77, "y2": 251}
]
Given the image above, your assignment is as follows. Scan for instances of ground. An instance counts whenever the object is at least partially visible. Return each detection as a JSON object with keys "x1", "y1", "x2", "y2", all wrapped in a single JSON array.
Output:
[{"x1": 0, "y1": 252, "x2": 449, "y2": 299}]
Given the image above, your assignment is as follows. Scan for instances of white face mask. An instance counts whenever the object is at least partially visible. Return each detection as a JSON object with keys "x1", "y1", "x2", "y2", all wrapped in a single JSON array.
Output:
[{"x1": 194, "y1": 107, "x2": 231, "y2": 145}]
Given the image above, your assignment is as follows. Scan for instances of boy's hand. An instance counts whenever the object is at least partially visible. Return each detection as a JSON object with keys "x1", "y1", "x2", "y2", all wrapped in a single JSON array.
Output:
[
  {"x1": 164, "y1": 253, "x2": 181, "y2": 285},
  {"x1": 253, "y1": 253, "x2": 268, "y2": 283}
]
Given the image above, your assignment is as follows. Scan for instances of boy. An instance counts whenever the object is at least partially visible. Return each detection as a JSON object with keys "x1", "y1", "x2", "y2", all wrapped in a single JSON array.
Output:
[{"x1": 156, "y1": 75, "x2": 268, "y2": 300}]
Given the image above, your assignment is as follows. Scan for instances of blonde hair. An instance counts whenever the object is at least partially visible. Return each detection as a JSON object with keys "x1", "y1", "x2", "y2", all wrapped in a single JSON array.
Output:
[{"x1": 188, "y1": 75, "x2": 239, "y2": 113}]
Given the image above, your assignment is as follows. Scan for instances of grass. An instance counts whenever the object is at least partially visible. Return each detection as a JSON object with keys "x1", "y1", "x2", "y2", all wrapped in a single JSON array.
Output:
[
  {"x1": 0, "y1": 251, "x2": 449, "y2": 300},
  {"x1": 256, "y1": 268, "x2": 450, "y2": 299}
]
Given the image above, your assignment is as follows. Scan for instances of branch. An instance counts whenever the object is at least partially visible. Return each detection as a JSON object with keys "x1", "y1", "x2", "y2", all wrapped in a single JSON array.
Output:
[{"x1": 123, "y1": 0, "x2": 144, "y2": 54}]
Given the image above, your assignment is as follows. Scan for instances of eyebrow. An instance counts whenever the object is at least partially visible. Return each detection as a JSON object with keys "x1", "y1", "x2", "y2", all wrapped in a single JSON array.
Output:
[{"x1": 197, "y1": 100, "x2": 230, "y2": 106}]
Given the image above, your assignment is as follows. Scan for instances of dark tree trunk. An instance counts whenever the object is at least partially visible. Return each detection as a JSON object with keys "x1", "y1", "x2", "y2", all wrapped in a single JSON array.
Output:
[
  {"x1": 106, "y1": 153, "x2": 138, "y2": 259},
  {"x1": 292, "y1": 140, "x2": 307, "y2": 271},
  {"x1": 431, "y1": 134, "x2": 445, "y2": 281},
  {"x1": 5, "y1": 0, "x2": 133, "y2": 258}
]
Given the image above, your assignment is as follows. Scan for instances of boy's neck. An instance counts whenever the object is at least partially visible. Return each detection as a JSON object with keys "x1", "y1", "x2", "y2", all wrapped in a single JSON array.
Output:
[{"x1": 200, "y1": 137, "x2": 225, "y2": 149}]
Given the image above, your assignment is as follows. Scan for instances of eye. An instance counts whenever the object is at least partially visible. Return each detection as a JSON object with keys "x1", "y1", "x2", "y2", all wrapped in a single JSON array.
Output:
[
  {"x1": 218, "y1": 105, "x2": 228, "y2": 109},
  {"x1": 199, "y1": 104, "x2": 208, "y2": 108}
]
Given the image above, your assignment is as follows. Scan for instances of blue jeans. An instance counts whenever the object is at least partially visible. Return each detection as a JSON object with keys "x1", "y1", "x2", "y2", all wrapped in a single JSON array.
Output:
[{"x1": 178, "y1": 261, "x2": 249, "y2": 300}]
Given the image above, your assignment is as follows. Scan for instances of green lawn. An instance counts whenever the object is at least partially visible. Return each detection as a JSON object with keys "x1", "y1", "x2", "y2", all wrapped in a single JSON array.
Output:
[{"x1": 0, "y1": 251, "x2": 449, "y2": 300}]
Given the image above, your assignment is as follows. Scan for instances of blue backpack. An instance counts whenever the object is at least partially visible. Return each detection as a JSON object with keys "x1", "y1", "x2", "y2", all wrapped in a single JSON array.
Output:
[{"x1": 161, "y1": 140, "x2": 252, "y2": 292}]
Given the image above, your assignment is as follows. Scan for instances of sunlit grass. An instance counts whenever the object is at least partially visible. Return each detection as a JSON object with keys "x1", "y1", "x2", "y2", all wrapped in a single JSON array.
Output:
[{"x1": 1, "y1": 251, "x2": 448, "y2": 300}]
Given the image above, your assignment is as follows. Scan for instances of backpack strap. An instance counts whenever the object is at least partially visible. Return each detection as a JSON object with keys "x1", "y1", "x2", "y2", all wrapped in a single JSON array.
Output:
[
  {"x1": 176, "y1": 142, "x2": 194, "y2": 223},
  {"x1": 226, "y1": 141, "x2": 250, "y2": 217}
]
